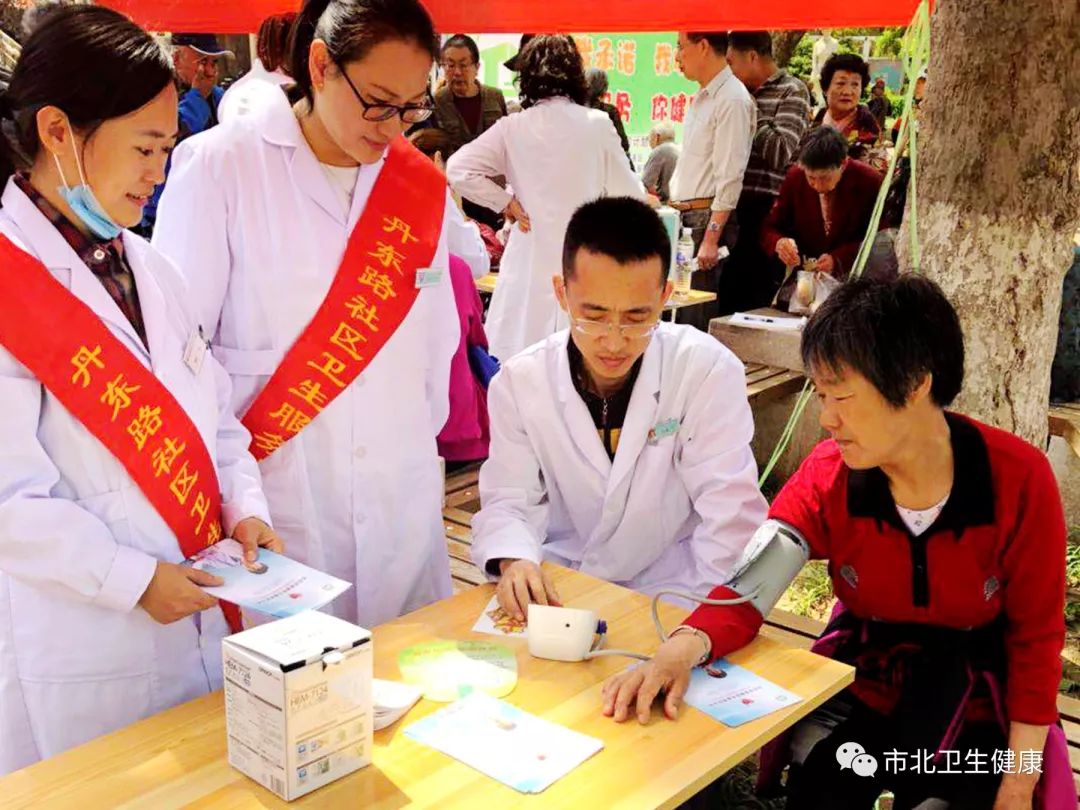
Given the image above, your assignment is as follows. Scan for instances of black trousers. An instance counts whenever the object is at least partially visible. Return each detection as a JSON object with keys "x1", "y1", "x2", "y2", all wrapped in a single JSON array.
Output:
[
  {"x1": 785, "y1": 695, "x2": 1005, "y2": 810},
  {"x1": 717, "y1": 192, "x2": 785, "y2": 315}
]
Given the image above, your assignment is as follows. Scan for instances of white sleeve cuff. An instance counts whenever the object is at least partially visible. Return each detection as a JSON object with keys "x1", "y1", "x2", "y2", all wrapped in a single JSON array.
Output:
[
  {"x1": 472, "y1": 531, "x2": 543, "y2": 581},
  {"x1": 94, "y1": 544, "x2": 159, "y2": 613}
]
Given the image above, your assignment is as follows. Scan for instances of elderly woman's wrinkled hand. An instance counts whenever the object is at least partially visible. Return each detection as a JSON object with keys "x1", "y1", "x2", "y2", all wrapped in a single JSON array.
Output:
[{"x1": 601, "y1": 633, "x2": 705, "y2": 724}]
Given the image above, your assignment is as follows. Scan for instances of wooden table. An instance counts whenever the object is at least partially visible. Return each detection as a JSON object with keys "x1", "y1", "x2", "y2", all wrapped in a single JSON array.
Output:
[
  {"x1": 0, "y1": 566, "x2": 853, "y2": 810},
  {"x1": 474, "y1": 273, "x2": 718, "y2": 320}
]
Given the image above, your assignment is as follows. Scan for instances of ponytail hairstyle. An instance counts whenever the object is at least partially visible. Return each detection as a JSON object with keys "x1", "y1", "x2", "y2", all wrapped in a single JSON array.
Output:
[
  {"x1": 0, "y1": 5, "x2": 173, "y2": 189},
  {"x1": 257, "y1": 12, "x2": 299, "y2": 75},
  {"x1": 288, "y1": 0, "x2": 439, "y2": 104}
]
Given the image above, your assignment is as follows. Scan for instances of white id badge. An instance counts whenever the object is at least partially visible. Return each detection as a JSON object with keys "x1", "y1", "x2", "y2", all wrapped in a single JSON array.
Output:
[
  {"x1": 183, "y1": 328, "x2": 208, "y2": 375},
  {"x1": 415, "y1": 267, "x2": 444, "y2": 288}
]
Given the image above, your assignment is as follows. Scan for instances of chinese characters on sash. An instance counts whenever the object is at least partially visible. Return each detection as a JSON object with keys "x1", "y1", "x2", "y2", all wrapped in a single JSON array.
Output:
[
  {"x1": 240, "y1": 137, "x2": 445, "y2": 461},
  {"x1": 70, "y1": 342, "x2": 224, "y2": 546}
]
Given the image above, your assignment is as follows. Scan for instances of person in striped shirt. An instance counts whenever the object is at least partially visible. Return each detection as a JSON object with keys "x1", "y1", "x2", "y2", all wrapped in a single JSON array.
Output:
[{"x1": 723, "y1": 31, "x2": 811, "y2": 311}]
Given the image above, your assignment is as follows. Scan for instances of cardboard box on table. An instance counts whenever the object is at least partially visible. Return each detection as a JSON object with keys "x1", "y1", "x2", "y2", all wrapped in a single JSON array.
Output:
[{"x1": 222, "y1": 610, "x2": 372, "y2": 801}]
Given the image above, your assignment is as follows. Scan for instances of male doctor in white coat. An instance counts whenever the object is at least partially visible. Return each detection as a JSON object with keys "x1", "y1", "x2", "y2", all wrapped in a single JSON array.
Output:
[{"x1": 472, "y1": 197, "x2": 768, "y2": 617}]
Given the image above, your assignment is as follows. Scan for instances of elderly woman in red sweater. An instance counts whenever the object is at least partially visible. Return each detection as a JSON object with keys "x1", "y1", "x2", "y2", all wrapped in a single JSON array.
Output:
[
  {"x1": 762, "y1": 126, "x2": 883, "y2": 303},
  {"x1": 601, "y1": 276, "x2": 1074, "y2": 810}
]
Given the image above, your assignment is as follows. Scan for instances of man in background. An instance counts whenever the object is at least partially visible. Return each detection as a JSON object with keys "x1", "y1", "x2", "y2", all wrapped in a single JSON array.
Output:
[
  {"x1": 138, "y1": 33, "x2": 232, "y2": 237},
  {"x1": 668, "y1": 31, "x2": 756, "y2": 329},
  {"x1": 725, "y1": 30, "x2": 811, "y2": 310},
  {"x1": 434, "y1": 34, "x2": 507, "y2": 157},
  {"x1": 433, "y1": 34, "x2": 507, "y2": 230},
  {"x1": 642, "y1": 121, "x2": 679, "y2": 203}
]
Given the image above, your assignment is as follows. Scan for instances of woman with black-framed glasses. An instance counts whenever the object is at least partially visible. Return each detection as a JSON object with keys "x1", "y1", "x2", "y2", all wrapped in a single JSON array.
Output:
[{"x1": 152, "y1": 0, "x2": 475, "y2": 629}]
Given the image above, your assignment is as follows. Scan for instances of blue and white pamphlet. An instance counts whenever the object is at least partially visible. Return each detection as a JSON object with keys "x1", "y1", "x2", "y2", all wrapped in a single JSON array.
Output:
[
  {"x1": 683, "y1": 659, "x2": 803, "y2": 726},
  {"x1": 403, "y1": 692, "x2": 603, "y2": 793},
  {"x1": 183, "y1": 538, "x2": 351, "y2": 619}
]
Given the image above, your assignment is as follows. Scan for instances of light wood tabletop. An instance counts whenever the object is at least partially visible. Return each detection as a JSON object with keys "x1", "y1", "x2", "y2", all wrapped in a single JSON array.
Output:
[
  {"x1": 0, "y1": 565, "x2": 852, "y2": 810},
  {"x1": 474, "y1": 273, "x2": 717, "y2": 311}
]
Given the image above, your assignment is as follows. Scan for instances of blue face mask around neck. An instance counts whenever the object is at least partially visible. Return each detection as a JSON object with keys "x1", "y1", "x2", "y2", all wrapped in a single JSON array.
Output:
[{"x1": 53, "y1": 131, "x2": 123, "y2": 241}]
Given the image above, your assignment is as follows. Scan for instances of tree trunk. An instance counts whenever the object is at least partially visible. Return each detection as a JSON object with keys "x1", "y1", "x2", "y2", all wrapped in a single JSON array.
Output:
[
  {"x1": 772, "y1": 31, "x2": 805, "y2": 68},
  {"x1": 898, "y1": 0, "x2": 1080, "y2": 446}
]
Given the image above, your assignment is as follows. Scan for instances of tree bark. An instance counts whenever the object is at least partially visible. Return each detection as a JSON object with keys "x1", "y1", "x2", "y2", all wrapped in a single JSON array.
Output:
[
  {"x1": 898, "y1": 0, "x2": 1080, "y2": 446},
  {"x1": 772, "y1": 31, "x2": 805, "y2": 68}
]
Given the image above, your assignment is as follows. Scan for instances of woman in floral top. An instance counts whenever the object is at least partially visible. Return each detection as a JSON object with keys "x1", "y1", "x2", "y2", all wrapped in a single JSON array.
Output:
[{"x1": 810, "y1": 53, "x2": 886, "y2": 172}]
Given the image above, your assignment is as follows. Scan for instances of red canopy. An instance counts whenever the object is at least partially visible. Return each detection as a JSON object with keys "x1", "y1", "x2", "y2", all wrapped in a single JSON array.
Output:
[{"x1": 99, "y1": 0, "x2": 923, "y2": 35}]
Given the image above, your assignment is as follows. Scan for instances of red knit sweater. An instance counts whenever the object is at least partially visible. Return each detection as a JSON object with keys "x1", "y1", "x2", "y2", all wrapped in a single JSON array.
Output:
[{"x1": 686, "y1": 413, "x2": 1066, "y2": 725}]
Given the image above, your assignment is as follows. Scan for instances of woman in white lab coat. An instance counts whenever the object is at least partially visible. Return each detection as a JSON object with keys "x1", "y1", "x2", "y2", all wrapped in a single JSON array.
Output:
[
  {"x1": 153, "y1": 0, "x2": 461, "y2": 628},
  {"x1": 446, "y1": 35, "x2": 645, "y2": 362},
  {"x1": 217, "y1": 12, "x2": 297, "y2": 123},
  {"x1": 0, "y1": 7, "x2": 279, "y2": 773}
]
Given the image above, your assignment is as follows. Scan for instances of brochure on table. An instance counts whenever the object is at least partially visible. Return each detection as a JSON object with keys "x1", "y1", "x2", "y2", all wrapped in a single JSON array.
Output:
[
  {"x1": 683, "y1": 659, "x2": 803, "y2": 726},
  {"x1": 404, "y1": 692, "x2": 603, "y2": 793}
]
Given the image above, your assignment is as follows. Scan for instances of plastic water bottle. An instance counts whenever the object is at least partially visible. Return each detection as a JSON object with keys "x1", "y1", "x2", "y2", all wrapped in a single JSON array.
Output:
[{"x1": 673, "y1": 227, "x2": 695, "y2": 298}]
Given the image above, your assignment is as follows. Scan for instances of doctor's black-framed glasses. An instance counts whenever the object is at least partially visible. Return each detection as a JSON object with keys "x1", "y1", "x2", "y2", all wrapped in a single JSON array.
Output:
[{"x1": 334, "y1": 61, "x2": 434, "y2": 124}]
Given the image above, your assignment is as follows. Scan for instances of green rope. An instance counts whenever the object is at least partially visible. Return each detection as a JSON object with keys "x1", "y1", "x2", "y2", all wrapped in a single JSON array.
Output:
[{"x1": 757, "y1": 1, "x2": 932, "y2": 487}]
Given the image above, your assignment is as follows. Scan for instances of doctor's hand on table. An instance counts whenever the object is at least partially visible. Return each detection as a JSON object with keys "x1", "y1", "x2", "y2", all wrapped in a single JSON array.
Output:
[
  {"x1": 496, "y1": 559, "x2": 562, "y2": 621},
  {"x1": 601, "y1": 632, "x2": 708, "y2": 724}
]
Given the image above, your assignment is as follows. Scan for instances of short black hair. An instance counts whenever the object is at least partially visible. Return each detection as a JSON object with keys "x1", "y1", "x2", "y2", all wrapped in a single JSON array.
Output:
[
  {"x1": 801, "y1": 275, "x2": 965, "y2": 409},
  {"x1": 517, "y1": 34, "x2": 588, "y2": 109},
  {"x1": 442, "y1": 33, "x2": 479, "y2": 64},
  {"x1": 799, "y1": 126, "x2": 849, "y2": 170},
  {"x1": 687, "y1": 32, "x2": 729, "y2": 55},
  {"x1": 562, "y1": 197, "x2": 671, "y2": 285},
  {"x1": 727, "y1": 31, "x2": 772, "y2": 57},
  {"x1": 820, "y1": 52, "x2": 871, "y2": 95}
]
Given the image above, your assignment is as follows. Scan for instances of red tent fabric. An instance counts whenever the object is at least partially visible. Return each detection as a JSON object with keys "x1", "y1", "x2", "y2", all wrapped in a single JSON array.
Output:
[{"x1": 99, "y1": 0, "x2": 923, "y2": 35}]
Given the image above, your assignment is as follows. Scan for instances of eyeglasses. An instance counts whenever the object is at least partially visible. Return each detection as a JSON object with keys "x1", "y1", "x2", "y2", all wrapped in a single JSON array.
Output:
[
  {"x1": 335, "y1": 62, "x2": 434, "y2": 124},
  {"x1": 571, "y1": 317, "x2": 660, "y2": 340},
  {"x1": 441, "y1": 60, "x2": 476, "y2": 73}
]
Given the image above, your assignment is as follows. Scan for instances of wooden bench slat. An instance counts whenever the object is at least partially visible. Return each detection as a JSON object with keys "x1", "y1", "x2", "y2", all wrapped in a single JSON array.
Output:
[
  {"x1": 1059, "y1": 694, "x2": 1080, "y2": 724},
  {"x1": 445, "y1": 467, "x2": 481, "y2": 494},
  {"x1": 445, "y1": 488, "x2": 482, "y2": 509},
  {"x1": 444, "y1": 522, "x2": 472, "y2": 545},
  {"x1": 743, "y1": 363, "x2": 767, "y2": 375},
  {"x1": 442, "y1": 507, "x2": 474, "y2": 527},
  {"x1": 1048, "y1": 404, "x2": 1080, "y2": 458},
  {"x1": 747, "y1": 370, "x2": 806, "y2": 406},
  {"x1": 1062, "y1": 717, "x2": 1080, "y2": 746},
  {"x1": 745, "y1": 367, "x2": 786, "y2": 385},
  {"x1": 449, "y1": 556, "x2": 487, "y2": 586},
  {"x1": 446, "y1": 538, "x2": 475, "y2": 565}
]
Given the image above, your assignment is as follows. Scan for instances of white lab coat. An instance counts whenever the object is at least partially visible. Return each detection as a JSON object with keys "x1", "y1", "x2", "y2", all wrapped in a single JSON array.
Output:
[
  {"x1": 0, "y1": 179, "x2": 270, "y2": 774},
  {"x1": 472, "y1": 324, "x2": 768, "y2": 601},
  {"x1": 446, "y1": 98, "x2": 645, "y2": 361},
  {"x1": 152, "y1": 97, "x2": 459, "y2": 629},
  {"x1": 217, "y1": 58, "x2": 292, "y2": 122}
]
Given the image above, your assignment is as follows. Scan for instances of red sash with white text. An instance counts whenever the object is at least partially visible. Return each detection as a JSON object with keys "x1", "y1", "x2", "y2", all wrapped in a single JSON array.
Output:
[
  {"x1": 241, "y1": 136, "x2": 445, "y2": 461},
  {"x1": 0, "y1": 234, "x2": 242, "y2": 630}
]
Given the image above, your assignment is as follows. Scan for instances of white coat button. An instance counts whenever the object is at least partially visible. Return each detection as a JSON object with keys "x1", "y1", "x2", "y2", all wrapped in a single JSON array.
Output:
[
  {"x1": 92, "y1": 248, "x2": 107, "y2": 262},
  {"x1": 354, "y1": 447, "x2": 366, "y2": 460}
]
